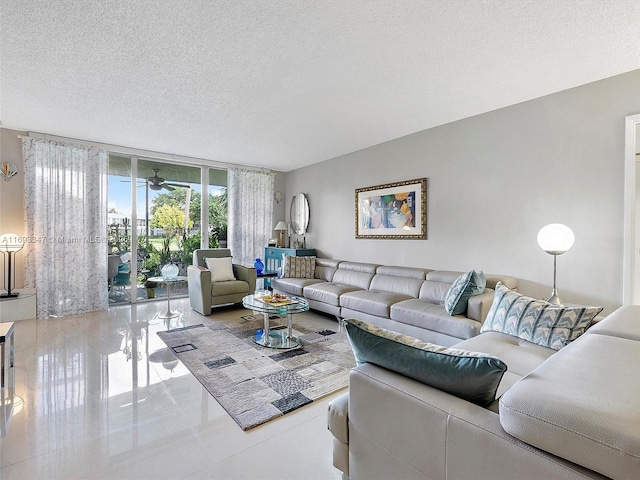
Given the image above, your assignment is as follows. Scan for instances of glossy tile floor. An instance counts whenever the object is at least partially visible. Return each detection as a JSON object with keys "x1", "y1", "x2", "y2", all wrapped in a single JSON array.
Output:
[{"x1": 0, "y1": 299, "x2": 344, "y2": 479}]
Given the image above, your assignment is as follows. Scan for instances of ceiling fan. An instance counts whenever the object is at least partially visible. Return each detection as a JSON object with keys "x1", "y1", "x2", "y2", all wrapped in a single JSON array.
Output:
[{"x1": 147, "y1": 168, "x2": 189, "y2": 192}]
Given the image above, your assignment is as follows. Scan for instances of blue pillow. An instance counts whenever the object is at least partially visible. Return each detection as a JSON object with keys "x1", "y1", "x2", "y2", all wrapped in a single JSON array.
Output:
[
  {"x1": 444, "y1": 270, "x2": 486, "y2": 315},
  {"x1": 344, "y1": 318, "x2": 507, "y2": 406}
]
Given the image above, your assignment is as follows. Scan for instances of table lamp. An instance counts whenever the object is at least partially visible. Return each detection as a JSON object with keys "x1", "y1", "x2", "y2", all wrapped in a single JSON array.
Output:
[
  {"x1": 0, "y1": 233, "x2": 25, "y2": 298},
  {"x1": 274, "y1": 221, "x2": 288, "y2": 247},
  {"x1": 536, "y1": 223, "x2": 575, "y2": 305}
]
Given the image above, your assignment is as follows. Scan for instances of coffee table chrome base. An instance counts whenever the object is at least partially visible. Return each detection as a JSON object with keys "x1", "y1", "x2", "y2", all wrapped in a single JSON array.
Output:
[{"x1": 253, "y1": 312, "x2": 300, "y2": 349}]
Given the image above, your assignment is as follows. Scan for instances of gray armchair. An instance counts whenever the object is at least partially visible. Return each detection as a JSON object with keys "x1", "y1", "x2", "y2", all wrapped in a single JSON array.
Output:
[{"x1": 188, "y1": 248, "x2": 257, "y2": 315}]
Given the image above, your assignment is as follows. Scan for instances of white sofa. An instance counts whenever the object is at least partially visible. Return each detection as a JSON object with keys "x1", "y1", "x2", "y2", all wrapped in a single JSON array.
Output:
[
  {"x1": 327, "y1": 305, "x2": 640, "y2": 480},
  {"x1": 271, "y1": 257, "x2": 517, "y2": 347}
]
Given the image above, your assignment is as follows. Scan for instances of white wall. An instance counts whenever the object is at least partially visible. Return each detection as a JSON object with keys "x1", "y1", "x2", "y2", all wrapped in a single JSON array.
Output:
[{"x1": 285, "y1": 69, "x2": 640, "y2": 315}]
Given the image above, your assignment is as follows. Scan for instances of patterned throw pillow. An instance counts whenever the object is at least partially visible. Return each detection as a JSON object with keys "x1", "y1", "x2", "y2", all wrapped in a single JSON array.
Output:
[
  {"x1": 281, "y1": 255, "x2": 316, "y2": 279},
  {"x1": 480, "y1": 283, "x2": 603, "y2": 350},
  {"x1": 444, "y1": 270, "x2": 486, "y2": 315},
  {"x1": 344, "y1": 318, "x2": 507, "y2": 407}
]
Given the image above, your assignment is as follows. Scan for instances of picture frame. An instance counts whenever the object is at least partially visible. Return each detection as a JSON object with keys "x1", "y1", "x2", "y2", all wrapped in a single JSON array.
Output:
[
  {"x1": 355, "y1": 177, "x2": 427, "y2": 239},
  {"x1": 268, "y1": 238, "x2": 278, "y2": 247}
]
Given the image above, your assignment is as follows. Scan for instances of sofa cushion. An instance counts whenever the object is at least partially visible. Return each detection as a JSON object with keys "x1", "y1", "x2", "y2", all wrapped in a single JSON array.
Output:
[
  {"x1": 271, "y1": 277, "x2": 323, "y2": 297},
  {"x1": 375, "y1": 265, "x2": 430, "y2": 279},
  {"x1": 204, "y1": 257, "x2": 236, "y2": 282},
  {"x1": 499, "y1": 329, "x2": 640, "y2": 479},
  {"x1": 303, "y1": 282, "x2": 363, "y2": 307},
  {"x1": 455, "y1": 331, "x2": 555, "y2": 398},
  {"x1": 344, "y1": 318, "x2": 507, "y2": 407},
  {"x1": 481, "y1": 283, "x2": 603, "y2": 350},
  {"x1": 282, "y1": 255, "x2": 316, "y2": 279},
  {"x1": 444, "y1": 270, "x2": 486, "y2": 315},
  {"x1": 419, "y1": 270, "x2": 466, "y2": 303},
  {"x1": 390, "y1": 299, "x2": 482, "y2": 340},
  {"x1": 341, "y1": 290, "x2": 413, "y2": 318},
  {"x1": 314, "y1": 258, "x2": 339, "y2": 282},
  {"x1": 369, "y1": 273, "x2": 424, "y2": 298},
  {"x1": 331, "y1": 268, "x2": 375, "y2": 290}
]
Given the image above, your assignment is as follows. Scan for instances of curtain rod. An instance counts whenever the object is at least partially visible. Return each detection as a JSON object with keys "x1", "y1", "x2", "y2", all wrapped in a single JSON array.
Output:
[{"x1": 17, "y1": 132, "x2": 274, "y2": 174}]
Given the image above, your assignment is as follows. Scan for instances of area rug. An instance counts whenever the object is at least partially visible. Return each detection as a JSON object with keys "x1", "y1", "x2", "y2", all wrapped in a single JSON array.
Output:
[{"x1": 157, "y1": 313, "x2": 355, "y2": 430}]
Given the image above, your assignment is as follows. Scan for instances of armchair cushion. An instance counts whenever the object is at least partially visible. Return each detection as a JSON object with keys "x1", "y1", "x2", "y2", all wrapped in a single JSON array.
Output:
[{"x1": 205, "y1": 257, "x2": 236, "y2": 282}]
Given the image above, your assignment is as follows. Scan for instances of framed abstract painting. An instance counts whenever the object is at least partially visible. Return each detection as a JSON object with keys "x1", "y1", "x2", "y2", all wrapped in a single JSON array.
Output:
[{"x1": 355, "y1": 177, "x2": 427, "y2": 239}]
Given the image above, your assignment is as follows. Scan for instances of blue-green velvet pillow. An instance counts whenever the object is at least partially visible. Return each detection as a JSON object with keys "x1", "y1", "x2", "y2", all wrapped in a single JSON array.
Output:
[
  {"x1": 344, "y1": 318, "x2": 506, "y2": 406},
  {"x1": 445, "y1": 270, "x2": 486, "y2": 315}
]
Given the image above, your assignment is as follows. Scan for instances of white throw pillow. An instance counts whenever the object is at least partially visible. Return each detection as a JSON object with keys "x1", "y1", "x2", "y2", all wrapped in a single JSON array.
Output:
[{"x1": 204, "y1": 257, "x2": 236, "y2": 282}]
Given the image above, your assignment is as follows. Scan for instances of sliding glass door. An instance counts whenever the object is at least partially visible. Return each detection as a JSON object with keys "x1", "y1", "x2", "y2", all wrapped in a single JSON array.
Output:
[{"x1": 107, "y1": 156, "x2": 227, "y2": 305}]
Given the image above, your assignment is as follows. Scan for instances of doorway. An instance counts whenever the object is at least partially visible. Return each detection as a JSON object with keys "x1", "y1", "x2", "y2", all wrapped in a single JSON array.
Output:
[
  {"x1": 622, "y1": 114, "x2": 640, "y2": 304},
  {"x1": 107, "y1": 155, "x2": 228, "y2": 305}
]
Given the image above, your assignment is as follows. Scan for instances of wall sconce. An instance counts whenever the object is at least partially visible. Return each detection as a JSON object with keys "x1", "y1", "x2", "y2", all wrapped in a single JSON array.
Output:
[
  {"x1": 537, "y1": 223, "x2": 575, "y2": 305},
  {"x1": 274, "y1": 221, "x2": 288, "y2": 247},
  {"x1": 0, "y1": 162, "x2": 18, "y2": 181},
  {"x1": 0, "y1": 233, "x2": 24, "y2": 298},
  {"x1": 274, "y1": 191, "x2": 283, "y2": 204}
]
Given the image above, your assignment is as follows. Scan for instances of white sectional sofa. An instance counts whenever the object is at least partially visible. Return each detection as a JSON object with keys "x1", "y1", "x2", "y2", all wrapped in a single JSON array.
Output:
[
  {"x1": 327, "y1": 304, "x2": 638, "y2": 480},
  {"x1": 271, "y1": 257, "x2": 517, "y2": 347}
]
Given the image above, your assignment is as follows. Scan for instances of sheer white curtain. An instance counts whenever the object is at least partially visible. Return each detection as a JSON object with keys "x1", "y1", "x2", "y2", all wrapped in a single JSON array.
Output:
[
  {"x1": 228, "y1": 167, "x2": 274, "y2": 267},
  {"x1": 22, "y1": 137, "x2": 109, "y2": 318}
]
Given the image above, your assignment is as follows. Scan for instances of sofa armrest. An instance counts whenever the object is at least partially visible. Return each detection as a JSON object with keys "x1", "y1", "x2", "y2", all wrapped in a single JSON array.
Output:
[
  {"x1": 188, "y1": 265, "x2": 212, "y2": 315},
  {"x1": 328, "y1": 393, "x2": 350, "y2": 476},
  {"x1": 347, "y1": 363, "x2": 604, "y2": 480},
  {"x1": 233, "y1": 264, "x2": 257, "y2": 293},
  {"x1": 467, "y1": 288, "x2": 495, "y2": 323}
]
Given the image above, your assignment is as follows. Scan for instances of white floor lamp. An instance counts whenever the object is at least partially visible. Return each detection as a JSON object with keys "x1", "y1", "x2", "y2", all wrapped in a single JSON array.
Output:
[{"x1": 537, "y1": 223, "x2": 575, "y2": 305}]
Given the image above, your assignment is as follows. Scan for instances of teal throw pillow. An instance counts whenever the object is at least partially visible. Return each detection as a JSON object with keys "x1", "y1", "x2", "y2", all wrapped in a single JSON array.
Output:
[
  {"x1": 481, "y1": 283, "x2": 603, "y2": 350},
  {"x1": 344, "y1": 318, "x2": 507, "y2": 407},
  {"x1": 445, "y1": 270, "x2": 486, "y2": 315}
]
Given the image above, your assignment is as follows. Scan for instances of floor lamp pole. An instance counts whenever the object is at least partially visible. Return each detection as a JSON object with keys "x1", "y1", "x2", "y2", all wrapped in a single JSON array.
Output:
[{"x1": 547, "y1": 253, "x2": 562, "y2": 305}]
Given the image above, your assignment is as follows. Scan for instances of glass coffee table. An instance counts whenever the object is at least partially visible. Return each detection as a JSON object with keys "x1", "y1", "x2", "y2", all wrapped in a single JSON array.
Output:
[{"x1": 242, "y1": 293, "x2": 309, "y2": 349}]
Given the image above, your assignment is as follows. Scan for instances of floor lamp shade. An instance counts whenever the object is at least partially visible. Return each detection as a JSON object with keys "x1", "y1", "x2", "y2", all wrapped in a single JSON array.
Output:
[
  {"x1": 0, "y1": 233, "x2": 25, "y2": 298},
  {"x1": 537, "y1": 224, "x2": 574, "y2": 305},
  {"x1": 537, "y1": 223, "x2": 575, "y2": 254}
]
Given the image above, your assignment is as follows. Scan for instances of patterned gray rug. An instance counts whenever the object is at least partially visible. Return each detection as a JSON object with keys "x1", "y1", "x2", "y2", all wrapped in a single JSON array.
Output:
[{"x1": 157, "y1": 313, "x2": 355, "y2": 430}]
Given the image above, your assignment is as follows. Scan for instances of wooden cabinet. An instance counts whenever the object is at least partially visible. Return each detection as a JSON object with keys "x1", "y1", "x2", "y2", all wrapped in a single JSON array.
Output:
[{"x1": 264, "y1": 247, "x2": 316, "y2": 274}]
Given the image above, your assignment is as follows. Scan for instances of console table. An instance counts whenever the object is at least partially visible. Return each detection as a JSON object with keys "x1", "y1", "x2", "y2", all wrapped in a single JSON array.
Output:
[{"x1": 264, "y1": 247, "x2": 316, "y2": 272}]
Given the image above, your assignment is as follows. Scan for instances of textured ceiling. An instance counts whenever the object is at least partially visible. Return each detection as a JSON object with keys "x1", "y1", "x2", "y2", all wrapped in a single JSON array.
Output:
[{"x1": 1, "y1": 1, "x2": 639, "y2": 172}]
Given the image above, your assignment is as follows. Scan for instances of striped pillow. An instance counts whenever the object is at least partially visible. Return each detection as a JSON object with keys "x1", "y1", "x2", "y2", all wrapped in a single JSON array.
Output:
[
  {"x1": 480, "y1": 283, "x2": 603, "y2": 350},
  {"x1": 281, "y1": 255, "x2": 316, "y2": 279}
]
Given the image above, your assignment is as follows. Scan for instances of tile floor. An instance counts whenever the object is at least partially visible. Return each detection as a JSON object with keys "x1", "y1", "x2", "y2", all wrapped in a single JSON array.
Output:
[{"x1": 0, "y1": 298, "x2": 344, "y2": 480}]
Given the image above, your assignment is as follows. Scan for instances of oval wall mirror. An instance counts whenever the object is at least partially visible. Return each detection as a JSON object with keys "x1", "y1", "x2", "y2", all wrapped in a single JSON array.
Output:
[{"x1": 290, "y1": 193, "x2": 310, "y2": 235}]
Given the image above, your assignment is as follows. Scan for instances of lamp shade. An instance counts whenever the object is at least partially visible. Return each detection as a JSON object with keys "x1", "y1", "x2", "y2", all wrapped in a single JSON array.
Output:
[
  {"x1": 274, "y1": 221, "x2": 288, "y2": 231},
  {"x1": 537, "y1": 224, "x2": 575, "y2": 255},
  {"x1": 0, "y1": 233, "x2": 24, "y2": 252}
]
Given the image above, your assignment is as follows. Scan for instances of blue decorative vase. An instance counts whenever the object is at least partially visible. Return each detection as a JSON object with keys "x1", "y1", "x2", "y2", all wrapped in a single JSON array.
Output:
[
  {"x1": 161, "y1": 263, "x2": 179, "y2": 280},
  {"x1": 254, "y1": 258, "x2": 264, "y2": 274}
]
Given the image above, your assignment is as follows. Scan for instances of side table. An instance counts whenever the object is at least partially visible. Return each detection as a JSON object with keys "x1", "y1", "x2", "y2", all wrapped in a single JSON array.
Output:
[
  {"x1": 257, "y1": 270, "x2": 278, "y2": 291},
  {"x1": 146, "y1": 276, "x2": 188, "y2": 319}
]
